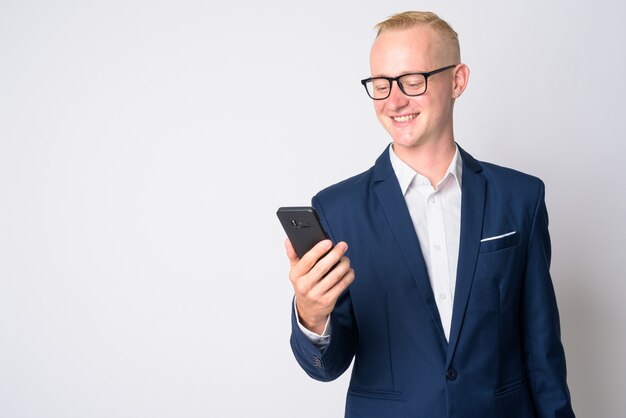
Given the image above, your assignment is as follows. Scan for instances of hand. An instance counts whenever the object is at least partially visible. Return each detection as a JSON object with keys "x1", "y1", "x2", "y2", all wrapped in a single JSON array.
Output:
[{"x1": 285, "y1": 238, "x2": 355, "y2": 335}]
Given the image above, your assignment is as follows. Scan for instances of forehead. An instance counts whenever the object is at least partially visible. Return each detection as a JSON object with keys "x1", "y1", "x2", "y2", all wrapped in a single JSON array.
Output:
[{"x1": 370, "y1": 26, "x2": 444, "y2": 75}]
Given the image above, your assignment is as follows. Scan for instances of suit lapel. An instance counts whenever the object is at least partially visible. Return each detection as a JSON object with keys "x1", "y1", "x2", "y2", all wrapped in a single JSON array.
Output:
[
  {"x1": 372, "y1": 148, "x2": 448, "y2": 345},
  {"x1": 446, "y1": 146, "x2": 486, "y2": 366}
]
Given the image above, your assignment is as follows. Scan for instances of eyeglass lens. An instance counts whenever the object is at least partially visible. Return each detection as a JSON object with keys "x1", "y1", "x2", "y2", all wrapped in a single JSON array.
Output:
[{"x1": 366, "y1": 74, "x2": 427, "y2": 99}]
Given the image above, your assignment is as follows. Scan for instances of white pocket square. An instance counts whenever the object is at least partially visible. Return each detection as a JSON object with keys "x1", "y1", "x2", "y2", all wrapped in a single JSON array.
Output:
[{"x1": 480, "y1": 231, "x2": 517, "y2": 242}]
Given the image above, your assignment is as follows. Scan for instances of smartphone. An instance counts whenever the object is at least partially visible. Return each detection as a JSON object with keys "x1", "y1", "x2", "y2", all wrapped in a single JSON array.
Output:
[{"x1": 276, "y1": 206, "x2": 330, "y2": 259}]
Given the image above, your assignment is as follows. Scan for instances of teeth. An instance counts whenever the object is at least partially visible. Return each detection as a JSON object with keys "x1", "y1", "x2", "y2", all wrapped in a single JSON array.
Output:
[{"x1": 393, "y1": 114, "x2": 417, "y2": 122}]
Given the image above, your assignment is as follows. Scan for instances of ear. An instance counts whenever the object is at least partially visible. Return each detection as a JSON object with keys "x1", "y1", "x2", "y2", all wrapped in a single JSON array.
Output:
[{"x1": 451, "y1": 64, "x2": 470, "y2": 99}]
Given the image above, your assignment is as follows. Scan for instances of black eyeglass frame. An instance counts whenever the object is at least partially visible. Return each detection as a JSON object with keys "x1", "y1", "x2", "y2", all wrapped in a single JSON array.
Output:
[{"x1": 360, "y1": 64, "x2": 457, "y2": 100}]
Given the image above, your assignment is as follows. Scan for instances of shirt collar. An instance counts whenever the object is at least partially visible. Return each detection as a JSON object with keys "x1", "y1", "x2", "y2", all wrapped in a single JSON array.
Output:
[{"x1": 388, "y1": 143, "x2": 463, "y2": 195}]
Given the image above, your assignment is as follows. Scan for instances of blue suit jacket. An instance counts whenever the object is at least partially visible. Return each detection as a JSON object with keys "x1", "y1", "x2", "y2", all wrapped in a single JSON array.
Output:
[{"x1": 290, "y1": 146, "x2": 574, "y2": 418}]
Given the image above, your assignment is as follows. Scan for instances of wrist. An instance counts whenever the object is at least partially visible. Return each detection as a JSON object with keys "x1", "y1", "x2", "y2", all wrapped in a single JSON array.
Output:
[
  {"x1": 293, "y1": 298, "x2": 330, "y2": 335},
  {"x1": 300, "y1": 316, "x2": 328, "y2": 335}
]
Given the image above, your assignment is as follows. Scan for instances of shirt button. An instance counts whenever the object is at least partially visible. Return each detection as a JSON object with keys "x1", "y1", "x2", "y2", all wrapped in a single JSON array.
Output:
[
  {"x1": 439, "y1": 293, "x2": 447, "y2": 300},
  {"x1": 430, "y1": 197, "x2": 437, "y2": 204},
  {"x1": 434, "y1": 244, "x2": 441, "y2": 251}
]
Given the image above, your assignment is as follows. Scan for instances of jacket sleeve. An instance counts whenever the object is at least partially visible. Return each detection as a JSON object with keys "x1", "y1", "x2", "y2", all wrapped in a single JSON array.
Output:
[
  {"x1": 522, "y1": 181, "x2": 575, "y2": 417},
  {"x1": 289, "y1": 196, "x2": 358, "y2": 382}
]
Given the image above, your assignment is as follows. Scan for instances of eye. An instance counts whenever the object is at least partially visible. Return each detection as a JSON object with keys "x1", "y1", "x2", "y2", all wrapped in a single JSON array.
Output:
[
  {"x1": 372, "y1": 81, "x2": 389, "y2": 91},
  {"x1": 400, "y1": 75, "x2": 426, "y2": 93}
]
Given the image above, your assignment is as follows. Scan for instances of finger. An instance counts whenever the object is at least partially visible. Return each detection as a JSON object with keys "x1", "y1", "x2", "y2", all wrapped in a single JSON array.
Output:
[
  {"x1": 315, "y1": 256, "x2": 351, "y2": 295},
  {"x1": 324, "y1": 268, "x2": 355, "y2": 303},
  {"x1": 284, "y1": 238, "x2": 299, "y2": 267},
  {"x1": 310, "y1": 241, "x2": 348, "y2": 278},
  {"x1": 293, "y1": 239, "x2": 333, "y2": 276}
]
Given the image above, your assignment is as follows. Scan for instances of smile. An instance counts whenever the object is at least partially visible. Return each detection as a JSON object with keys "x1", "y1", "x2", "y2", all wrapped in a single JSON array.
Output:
[{"x1": 392, "y1": 113, "x2": 418, "y2": 122}]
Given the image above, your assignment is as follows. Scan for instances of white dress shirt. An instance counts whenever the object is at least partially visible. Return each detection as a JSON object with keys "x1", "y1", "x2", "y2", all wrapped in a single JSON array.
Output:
[
  {"x1": 389, "y1": 144, "x2": 462, "y2": 341},
  {"x1": 297, "y1": 144, "x2": 463, "y2": 345}
]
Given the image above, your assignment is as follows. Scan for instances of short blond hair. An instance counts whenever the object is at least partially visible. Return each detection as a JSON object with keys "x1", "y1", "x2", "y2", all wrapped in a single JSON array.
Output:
[{"x1": 375, "y1": 11, "x2": 461, "y2": 62}]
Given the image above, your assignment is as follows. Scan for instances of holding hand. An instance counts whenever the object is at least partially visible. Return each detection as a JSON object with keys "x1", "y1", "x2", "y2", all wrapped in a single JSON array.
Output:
[{"x1": 285, "y1": 238, "x2": 355, "y2": 335}]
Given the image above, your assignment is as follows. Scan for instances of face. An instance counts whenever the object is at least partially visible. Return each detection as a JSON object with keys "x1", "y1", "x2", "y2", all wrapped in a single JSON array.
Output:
[{"x1": 370, "y1": 26, "x2": 461, "y2": 150}]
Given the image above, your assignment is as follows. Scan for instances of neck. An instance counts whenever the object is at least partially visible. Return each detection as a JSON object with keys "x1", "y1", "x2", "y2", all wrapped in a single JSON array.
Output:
[{"x1": 392, "y1": 139, "x2": 456, "y2": 186}]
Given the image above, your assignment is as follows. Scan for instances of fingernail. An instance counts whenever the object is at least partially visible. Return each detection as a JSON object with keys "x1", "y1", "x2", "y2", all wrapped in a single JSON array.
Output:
[{"x1": 338, "y1": 242, "x2": 348, "y2": 251}]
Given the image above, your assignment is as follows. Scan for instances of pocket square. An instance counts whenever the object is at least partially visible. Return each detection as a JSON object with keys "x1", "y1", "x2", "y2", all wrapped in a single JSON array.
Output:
[{"x1": 480, "y1": 231, "x2": 517, "y2": 242}]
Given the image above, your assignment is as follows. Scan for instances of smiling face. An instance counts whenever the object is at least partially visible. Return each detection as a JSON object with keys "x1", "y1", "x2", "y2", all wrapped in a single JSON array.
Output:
[{"x1": 370, "y1": 25, "x2": 463, "y2": 151}]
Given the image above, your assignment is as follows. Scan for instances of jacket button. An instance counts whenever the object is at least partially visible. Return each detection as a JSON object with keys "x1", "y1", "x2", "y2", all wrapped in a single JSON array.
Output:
[{"x1": 446, "y1": 368, "x2": 458, "y2": 380}]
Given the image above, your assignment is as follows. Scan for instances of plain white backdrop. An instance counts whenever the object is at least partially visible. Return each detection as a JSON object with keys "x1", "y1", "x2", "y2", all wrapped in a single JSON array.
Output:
[{"x1": 1, "y1": 0, "x2": 625, "y2": 417}]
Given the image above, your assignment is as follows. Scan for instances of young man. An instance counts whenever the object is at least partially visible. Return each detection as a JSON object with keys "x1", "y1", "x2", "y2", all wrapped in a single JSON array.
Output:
[{"x1": 285, "y1": 11, "x2": 575, "y2": 418}]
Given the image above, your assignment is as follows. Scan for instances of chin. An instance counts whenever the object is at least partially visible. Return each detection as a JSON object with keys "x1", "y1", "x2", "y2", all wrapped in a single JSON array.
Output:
[
  {"x1": 390, "y1": 133, "x2": 423, "y2": 148},
  {"x1": 385, "y1": 123, "x2": 424, "y2": 147}
]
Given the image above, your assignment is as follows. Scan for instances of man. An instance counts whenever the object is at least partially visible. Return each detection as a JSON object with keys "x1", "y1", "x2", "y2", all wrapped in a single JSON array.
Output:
[{"x1": 285, "y1": 11, "x2": 575, "y2": 418}]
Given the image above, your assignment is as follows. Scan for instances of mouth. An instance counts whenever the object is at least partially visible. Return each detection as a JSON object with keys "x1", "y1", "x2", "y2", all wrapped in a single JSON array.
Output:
[{"x1": 392, "y1": 113, "x2": 418, "y2": 123}]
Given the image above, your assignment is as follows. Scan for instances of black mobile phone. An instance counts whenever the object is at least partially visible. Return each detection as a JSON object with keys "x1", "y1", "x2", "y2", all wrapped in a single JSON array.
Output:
[{"x1": 276, "y1": 206, "x2": 330, "y2": 259}]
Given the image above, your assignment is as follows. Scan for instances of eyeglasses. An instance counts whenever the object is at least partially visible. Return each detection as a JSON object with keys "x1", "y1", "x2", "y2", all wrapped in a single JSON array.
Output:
[{"x1": 360, "y1": 65, "x2": 456, "y2": 100}]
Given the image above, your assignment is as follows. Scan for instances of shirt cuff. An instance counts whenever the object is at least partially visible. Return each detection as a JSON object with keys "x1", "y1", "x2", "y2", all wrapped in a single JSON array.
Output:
[{"x1": 294, "y1": 298, "x2": 331, "y2": 349}]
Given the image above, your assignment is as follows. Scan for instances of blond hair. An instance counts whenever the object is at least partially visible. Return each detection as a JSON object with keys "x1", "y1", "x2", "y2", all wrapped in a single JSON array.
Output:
[{"x1": 375, "y1": 11, "x2": 461, "y2": 62}]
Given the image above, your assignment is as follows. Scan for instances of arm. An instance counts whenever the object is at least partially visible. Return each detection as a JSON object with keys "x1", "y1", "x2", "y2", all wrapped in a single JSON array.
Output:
[
  {"x1": 294, "y1": 298, "x2": 331, "y2": 349},
  {"x1": 522, "y1": 182, "x2": 575, "y2": 417},
  {"x1": 287, "y1": 197, "x2": 358, "y2": 381},
  {"x1": 290, "y1": 289, "x2": 357, "y2": 381}
]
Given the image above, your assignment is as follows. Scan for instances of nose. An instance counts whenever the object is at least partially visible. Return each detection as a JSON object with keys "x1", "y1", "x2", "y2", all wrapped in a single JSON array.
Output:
[{"x1": 386, "y1": 80, "x2": 409, "y2": 110}]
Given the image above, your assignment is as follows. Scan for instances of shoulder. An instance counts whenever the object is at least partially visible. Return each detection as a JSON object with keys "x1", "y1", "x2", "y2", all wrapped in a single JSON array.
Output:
[
  {"x1": 460, "y1": 145, "x2": 545, "y2": 199},
  {"x1": 479, "y1": 160, "x2": 544, "y2": 192},
  {"x1": 313, "y1": 166, "x2": 376, "y2": 211},
  {"x1": 313, "y1": 146, "x2": 391, "y2": 211},
  {"x1": 471, "y1": 158, "x2": 548, "y2": 226}
]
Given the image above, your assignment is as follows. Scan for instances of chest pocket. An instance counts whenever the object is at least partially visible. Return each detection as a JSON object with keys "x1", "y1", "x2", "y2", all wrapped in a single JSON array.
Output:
[{"x1": 479, "y1": 231, "x2": 519, "y2": 253}]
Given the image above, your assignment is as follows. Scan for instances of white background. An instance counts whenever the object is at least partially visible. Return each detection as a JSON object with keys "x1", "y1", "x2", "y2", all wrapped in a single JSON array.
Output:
[{"x1": 1, "y1": 0, "x2": 625, "y2": 417}]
